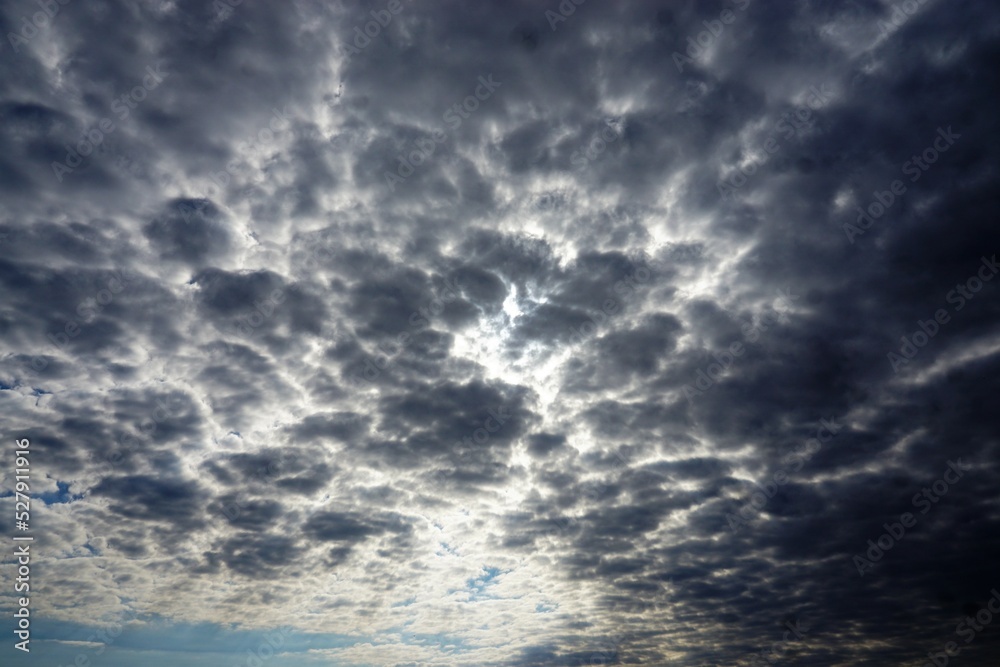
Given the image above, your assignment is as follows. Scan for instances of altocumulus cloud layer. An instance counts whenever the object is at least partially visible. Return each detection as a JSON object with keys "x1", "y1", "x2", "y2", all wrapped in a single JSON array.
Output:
[{"x1": 1, "y1": 0, "x2": 1000, "y2": 665}]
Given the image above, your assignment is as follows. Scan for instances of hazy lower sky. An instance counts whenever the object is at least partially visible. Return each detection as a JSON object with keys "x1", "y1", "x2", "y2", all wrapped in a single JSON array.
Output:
[{"x1": 2, "y1": 0, "x2": 1000, "y2": 665}]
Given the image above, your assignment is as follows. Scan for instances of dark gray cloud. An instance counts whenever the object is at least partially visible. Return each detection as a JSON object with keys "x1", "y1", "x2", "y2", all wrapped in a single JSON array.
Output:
[{"x1": 2, "y1": 0, "x2": 1000, "y2": 665}]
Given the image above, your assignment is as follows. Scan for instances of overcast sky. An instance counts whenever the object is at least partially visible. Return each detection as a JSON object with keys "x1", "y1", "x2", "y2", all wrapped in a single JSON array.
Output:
[{"x1": 2, "y1": 0, "x2": 1000, "y2": 665}]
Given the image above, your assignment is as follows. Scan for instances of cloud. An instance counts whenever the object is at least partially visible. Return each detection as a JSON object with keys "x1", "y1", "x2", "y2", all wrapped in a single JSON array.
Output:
[{"x1": 2, "y1": 0, "x2": 1000, "y2": 665}]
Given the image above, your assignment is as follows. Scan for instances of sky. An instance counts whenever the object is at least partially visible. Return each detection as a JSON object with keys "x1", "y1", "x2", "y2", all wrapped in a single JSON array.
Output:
[{"x1": 1, "y1": 0, "x2": 1000, "y2": 665}]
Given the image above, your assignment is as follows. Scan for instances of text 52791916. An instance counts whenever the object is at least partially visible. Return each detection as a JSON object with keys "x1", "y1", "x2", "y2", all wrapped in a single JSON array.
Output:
[{"x1": 13, "y1": 437, "x2": 32, "y2": 653}]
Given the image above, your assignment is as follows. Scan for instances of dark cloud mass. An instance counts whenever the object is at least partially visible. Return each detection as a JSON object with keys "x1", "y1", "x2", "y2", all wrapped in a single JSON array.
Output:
[{"x1": 2, "y1": 0, "x2": 1000, "y2": 665}]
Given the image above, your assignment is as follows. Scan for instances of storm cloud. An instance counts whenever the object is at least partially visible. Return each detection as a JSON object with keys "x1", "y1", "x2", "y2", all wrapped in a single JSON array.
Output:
[{"x1": 2, "y1": 0, "x2": 1000, "y2": 665}]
